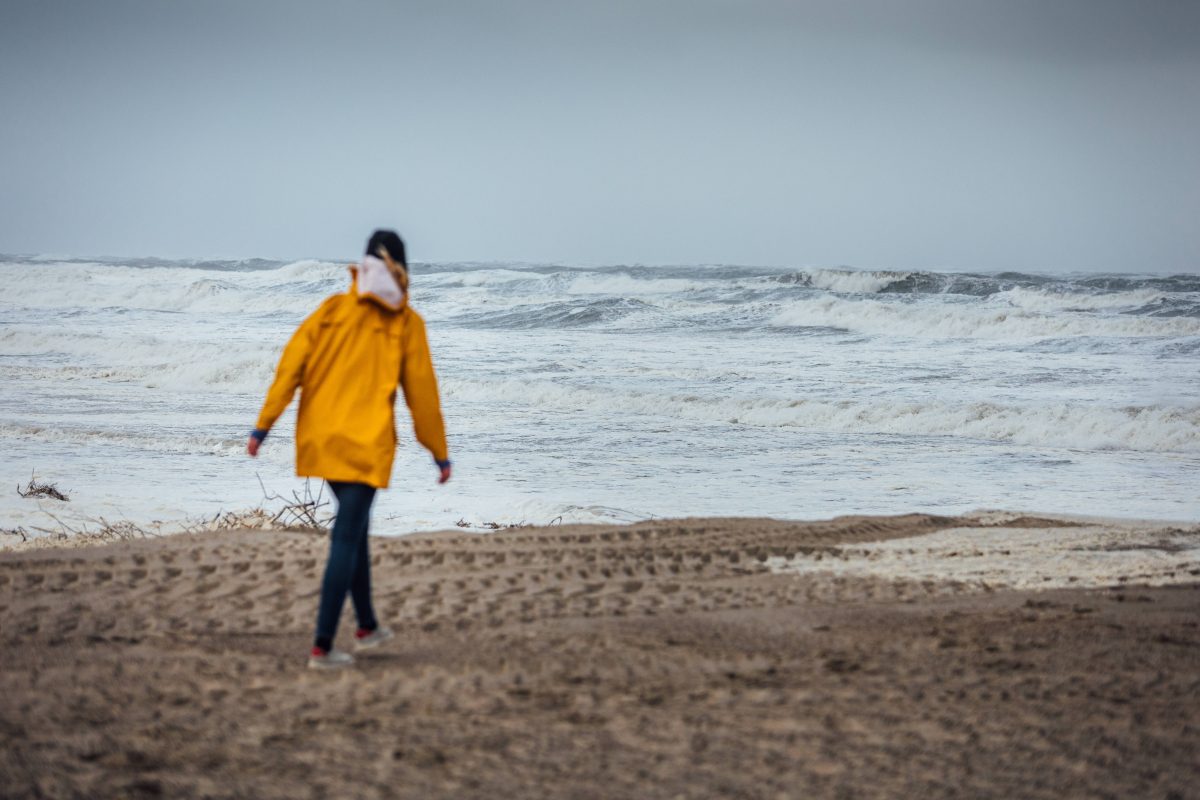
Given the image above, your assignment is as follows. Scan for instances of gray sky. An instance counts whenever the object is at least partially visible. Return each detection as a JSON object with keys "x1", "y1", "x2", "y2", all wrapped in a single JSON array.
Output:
[{"x1": 1, "y1": 0, "x2": 1197, "y2": 271}]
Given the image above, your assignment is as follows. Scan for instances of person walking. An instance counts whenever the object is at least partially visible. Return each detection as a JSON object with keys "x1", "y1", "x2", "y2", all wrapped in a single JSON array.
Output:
[{"x1": 248, "y1": 230, "x2": 450, "y2": 670}]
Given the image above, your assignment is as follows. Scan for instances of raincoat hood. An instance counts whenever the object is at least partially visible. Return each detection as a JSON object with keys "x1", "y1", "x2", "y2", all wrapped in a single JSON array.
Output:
[{"x1": 353, "y1": 254, "x2": 407, "y2": 312}]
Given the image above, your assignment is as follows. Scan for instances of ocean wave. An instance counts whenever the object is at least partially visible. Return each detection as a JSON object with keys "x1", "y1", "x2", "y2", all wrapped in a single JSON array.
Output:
[
  {"x1": 5, "y1": 259, "x2": 1197, "y2": 331},
  {"x1": 1, "y1": 254, "x2": 289, "y2": 272},
  {"x1": 0, "y1": 327, "x2": 280, "y2": 392},
  {"x1": 426, "y1": 269, "x2": 720, "y2": 300},
  {"x1": 770, "y1": 268, "x2": 1017, "y2": 296},
  {"x1": 991, "y1": 287, "x2": 1169, "y2": 313},
  {"x1": 0, "y1": 259, "x2": 346, "y2": 314},
  {"x1": 767, "y1": 268, "x2": 1200, "y2": 299},
  {"x1": 422, "y1": 268, "x2": 549, "y2": 288},
  {"x1": 808, "y1": 268, "x2": 915, "y2": 294},
  {"x1": 0, "y1": 422, "x2": 249, "y2": 455},
  {"x1": 425, "y1": 268, "x2": 1196, "y2": 332},
  {"x1": 445, "y1": 379, "x2": 1200, "y2": 454},
  {"x1": 769, "y1": 295, "x2": 1200, "y2": 339},
  {"x1": 561, "y1": 272, "x2": 711, "y2": 295},
  {"x1": 1075, "y1": 274, "x2": 1200, "y2": 293},
  {"x1": 1125, "y1": 296, "x2": 1200, "y2": 318},
  {"x1": 453, "y1": 297, "x2": 662, "y2": 329}
]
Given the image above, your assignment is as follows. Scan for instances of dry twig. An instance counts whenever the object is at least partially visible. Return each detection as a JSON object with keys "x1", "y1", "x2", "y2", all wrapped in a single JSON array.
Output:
[
  {"x1": 258, "y1": 475, "x2": 332, "y2": 531},
  {"x1": 1, "y1": 526, "x2": 29, "y2": 543},
  {"x1": 17, "y1": 471, "x2": 69, "y2": 502},
  {"x1": 178, "y1": 476, "x2": 333, "y2": 534},
  {"x1": 28, "y1": 505, "x2": 160, "y2": 543}
]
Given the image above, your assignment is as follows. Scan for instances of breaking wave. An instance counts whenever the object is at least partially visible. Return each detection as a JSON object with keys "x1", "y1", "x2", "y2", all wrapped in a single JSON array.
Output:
[
  {"x1": 0, "y1": 422, "x2": 248, "y2": 456},
  {"x1": 444, "y1": 379, "x2": 1200, "y2": 454},
  {"x1": 769, "y1": 295, "x2": 1200, "y2": 339}
]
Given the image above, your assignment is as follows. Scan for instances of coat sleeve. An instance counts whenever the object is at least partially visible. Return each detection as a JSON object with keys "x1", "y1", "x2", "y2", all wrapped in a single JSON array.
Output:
[
  {"x1": 400, "y1": 311, "x2": 449, "y2": 464},
  {"x1": 254, "y1": 310, "x2": 320, "y2": 433}
]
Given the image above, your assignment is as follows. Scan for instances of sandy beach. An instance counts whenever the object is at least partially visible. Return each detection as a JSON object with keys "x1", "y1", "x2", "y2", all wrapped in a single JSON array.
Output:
[{"x1": 2, "y1": 512, "x2": 1198, "y2": 799}]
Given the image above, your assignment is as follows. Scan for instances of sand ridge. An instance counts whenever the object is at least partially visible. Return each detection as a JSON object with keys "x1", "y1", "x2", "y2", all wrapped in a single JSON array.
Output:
[{"x1": 2, "y1": 513, "x2": 1198, "y2": 798}]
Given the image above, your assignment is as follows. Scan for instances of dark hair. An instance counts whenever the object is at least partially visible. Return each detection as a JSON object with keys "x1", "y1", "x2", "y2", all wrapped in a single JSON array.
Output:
[{"x1": 366, "y1": 229, "x2": 407, "y2": 267}]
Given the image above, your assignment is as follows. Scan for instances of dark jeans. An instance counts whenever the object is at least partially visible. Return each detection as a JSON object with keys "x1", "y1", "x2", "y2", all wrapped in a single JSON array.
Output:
[{"x1": 314, "y1": 481, "x2": 379, "y2": 651}]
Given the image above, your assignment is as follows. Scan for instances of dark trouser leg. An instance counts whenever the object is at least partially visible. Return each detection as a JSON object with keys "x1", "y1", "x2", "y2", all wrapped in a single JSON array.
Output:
[
  {"x1": 349, "y1": 511, "x2": 378, "y2": 633},
  {"x1": 314, "y1": 481, "x2": 376, "y2": 650}
]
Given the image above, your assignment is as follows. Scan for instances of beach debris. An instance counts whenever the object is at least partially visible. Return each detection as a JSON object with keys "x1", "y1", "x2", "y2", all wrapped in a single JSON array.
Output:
[
  {"x1": 182, "y1": 476, "x2": 333, "y2": 534},
  {"x1": 176, "y1": 478, "x2": 333, "y2": 534},
  {"x1": 454, "y1": 518, "x2": 532, "y2": 531},
  {"x1": 482, "y1": 521, "x2": 517, "y2": 530},
  {"x1": 181, "y1": 508, "x2": 279, "y2": 534},
  {"x1": 17, "y1": 472, "x2": 69, "y2": 502},
  {"x1": 1, "y1": 526, "x2": 29, "y2": 543},
  {"x1": 28, "y1": 508, "x2": 159, "y2": 543},
  {"x1": 256, "y1": 477, "x2": 333, "y2": 531}
]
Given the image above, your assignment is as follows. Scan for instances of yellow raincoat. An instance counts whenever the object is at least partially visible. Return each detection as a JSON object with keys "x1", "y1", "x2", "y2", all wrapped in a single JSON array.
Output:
[{"x1": 254, "y1": 274, "x2": 448, "y2": 488}]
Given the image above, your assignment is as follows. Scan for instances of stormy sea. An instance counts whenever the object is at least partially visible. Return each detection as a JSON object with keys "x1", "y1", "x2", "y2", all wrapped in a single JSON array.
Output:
[{"x1": 1, "y1": 255, "x2": 1197, "y2": 536}]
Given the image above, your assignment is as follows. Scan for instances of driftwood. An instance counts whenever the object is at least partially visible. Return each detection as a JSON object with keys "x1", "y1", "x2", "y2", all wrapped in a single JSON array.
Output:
[{"x1": 17, "y1": 472, "x2": 69, "y2": 502}]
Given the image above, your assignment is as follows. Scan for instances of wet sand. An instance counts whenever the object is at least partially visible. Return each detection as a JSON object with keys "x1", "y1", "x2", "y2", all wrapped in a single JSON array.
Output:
[{"x1": 2, "y1": 513, "x2": 1198, "y2": 799}]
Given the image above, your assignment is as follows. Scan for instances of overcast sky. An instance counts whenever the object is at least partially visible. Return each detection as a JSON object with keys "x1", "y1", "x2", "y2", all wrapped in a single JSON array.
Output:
[{"x1": 1, "y1": 0, "x2": 1197, "y2": 271}]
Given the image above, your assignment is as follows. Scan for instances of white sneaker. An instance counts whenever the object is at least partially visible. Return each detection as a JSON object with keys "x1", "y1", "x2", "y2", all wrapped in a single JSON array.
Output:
[
  {"x1": 308, "y1": 648, "x2": 354, "y2": 670},
  {"x1": 354, "y1": 626, "x2": 395, "y2": 651}
]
